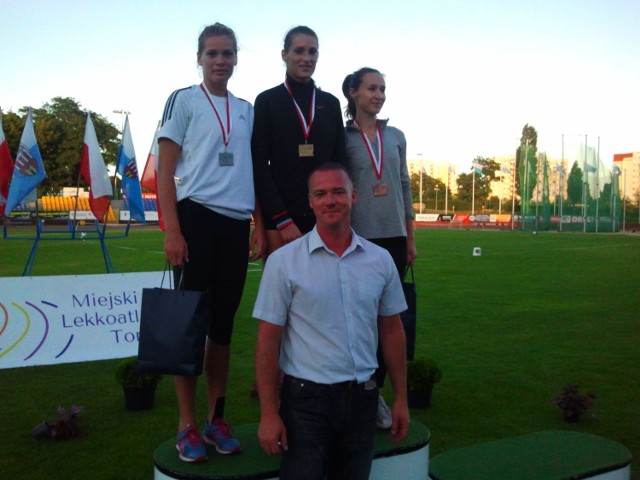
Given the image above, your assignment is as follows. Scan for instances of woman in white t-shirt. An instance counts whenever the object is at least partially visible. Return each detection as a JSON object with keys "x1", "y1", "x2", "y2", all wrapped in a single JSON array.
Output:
[{"x1": 157, "y1": 22, "x2": 264, "y2": 464}]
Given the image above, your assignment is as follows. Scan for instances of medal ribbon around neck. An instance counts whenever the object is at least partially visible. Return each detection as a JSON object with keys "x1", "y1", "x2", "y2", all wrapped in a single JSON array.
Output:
[
  {"x1": 200, "y1": 83, "x2": 232, "y2": 149},
  {"x1": 284, "y1": 77, "x2": 316, "y2": 142},
  {"x1": 354, "y1": 120, "x2": 384, "y2": 180}
]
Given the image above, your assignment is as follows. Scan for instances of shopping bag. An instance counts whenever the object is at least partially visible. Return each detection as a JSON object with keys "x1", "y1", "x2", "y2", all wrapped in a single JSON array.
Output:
[
  {"x1": 137, "y1": 264, "x2": 210, "y2": 376},
  {"x1": 400, "y1": 265, "x2": 417, "y2": 361}
]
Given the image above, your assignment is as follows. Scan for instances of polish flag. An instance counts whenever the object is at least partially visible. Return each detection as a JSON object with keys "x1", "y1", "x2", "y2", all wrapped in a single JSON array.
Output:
[
  {"x1": 80, "y1": 114, "x2": 113, "y2": 222},
  {"x1": 140, "y1": 123, "x2": 164, "y2": 231}
]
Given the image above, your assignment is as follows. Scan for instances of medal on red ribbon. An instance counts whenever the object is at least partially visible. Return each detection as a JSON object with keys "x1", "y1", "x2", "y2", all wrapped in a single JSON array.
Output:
[
  {"x1": 354, "y1": 120, "x2": 387, "y2": 196},
  {"x1": 284, "y1": 78, "x2": 316, "y2": 157},
  {"x1": 200, "y1": 84, "x2": 234, "y2": 165}
]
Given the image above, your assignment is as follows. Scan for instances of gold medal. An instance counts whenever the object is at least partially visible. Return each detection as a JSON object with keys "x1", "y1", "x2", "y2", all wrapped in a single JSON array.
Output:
[{"x1": 299, "y1": 143, "x2": 314, "y2": 157}]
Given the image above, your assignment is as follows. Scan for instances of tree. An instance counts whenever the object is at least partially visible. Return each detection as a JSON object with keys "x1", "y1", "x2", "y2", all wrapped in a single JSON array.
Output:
[
  {"x1": 515, "y1": 124, "x2": 538, "y2": 215},
  {"x1": 455, "y1": 156, "x2": 494, "y2": 206},
  {"x1": 567, "y1": 161, "x2": 584, "y2": 207},
  {"x1": 3, "y1": 97, "x2": 119, "y2": 194},
  {"x1": 410, "y1": 172, "x2": 446, "y2": 209}
]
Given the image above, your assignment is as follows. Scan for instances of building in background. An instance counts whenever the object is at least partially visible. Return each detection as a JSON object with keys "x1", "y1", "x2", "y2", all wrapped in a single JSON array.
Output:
[{"x1": 614, "y1": 152, "x2": 640, "y2": 206}]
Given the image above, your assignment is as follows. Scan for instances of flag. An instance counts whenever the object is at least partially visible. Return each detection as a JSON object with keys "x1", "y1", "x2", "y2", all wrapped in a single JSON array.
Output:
[
  {"x1": 116, "y1": 116, "x2": 145, "y2": 223},
  {"x1": 0, "y1": 110, "x2": 15, "y2": 216},
  {"x1": 584, "y1": 164, "x2": 597, "y2": 173},
  {"x1": 140, "y1": 123, "x2": 164, "y2": 231},
  {"x1": 140, "y1": 123, "x2": 159, "y2": 192},
  {"x1": 80, "y1": 114, "x2": 113, "y2": 221},
  {"x1": 501, "y1": 165, "x2": 511, "y2": 174},
  {"x1": 472, "y1": 161, "x2": 483, "y2": 174},
  {"x1": 5, "y1": 108, "x2": 46, "y2": 216}
]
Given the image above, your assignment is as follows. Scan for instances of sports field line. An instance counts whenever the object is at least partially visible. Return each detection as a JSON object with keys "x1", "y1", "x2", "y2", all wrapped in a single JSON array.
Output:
[
  {"x1": 557, "y1": 242, "x2": 639, "y2": 251},
  {"x1": 112, "y1": 245, "x2": 166, "y2": 255}
]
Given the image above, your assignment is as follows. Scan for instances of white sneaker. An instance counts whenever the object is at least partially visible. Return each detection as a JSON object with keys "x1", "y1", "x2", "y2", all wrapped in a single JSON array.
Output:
[{"x1": 376, "y1": 394, "x2": 392, "y2": 429}]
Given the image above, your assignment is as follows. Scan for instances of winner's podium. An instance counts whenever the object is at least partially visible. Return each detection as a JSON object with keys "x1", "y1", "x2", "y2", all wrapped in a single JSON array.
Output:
[{"x1": 154, "y1": 421, "x2": 430, "y2": 480}]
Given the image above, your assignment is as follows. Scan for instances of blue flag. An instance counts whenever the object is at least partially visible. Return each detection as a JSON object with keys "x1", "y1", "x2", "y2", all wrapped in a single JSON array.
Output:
[
  {"x1": 5, "y1": 109, "x2": 46, "y2": 216},
  {"x1": 116, "y1": 116, "x2": 145, "y2": 223}
]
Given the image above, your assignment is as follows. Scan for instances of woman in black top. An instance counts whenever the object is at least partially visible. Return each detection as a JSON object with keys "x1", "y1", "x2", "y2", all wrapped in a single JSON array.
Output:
[{"x1": 252, "y1": 25, "x2": 345, "y2": 257}]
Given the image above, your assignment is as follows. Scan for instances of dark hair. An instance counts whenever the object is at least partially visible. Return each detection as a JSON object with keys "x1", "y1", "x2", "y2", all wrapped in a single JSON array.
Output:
[
  {"x1": 283, "y1": 26, "x2": 318, "y2": 52},
  {"x1": 341, "y1": 67, "x2": 382, "y2": 119},
  {"x1": 308, "y1": 162, "x2": 353, "y2": 189},
  {"x1": 197, "y1": 23, "x2": 238, "y2": 57}
]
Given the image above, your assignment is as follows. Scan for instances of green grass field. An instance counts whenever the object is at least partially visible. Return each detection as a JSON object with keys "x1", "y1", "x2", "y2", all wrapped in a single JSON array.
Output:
[{"x1": 1, "y1": 227, "x2": 638, "y2": 479}]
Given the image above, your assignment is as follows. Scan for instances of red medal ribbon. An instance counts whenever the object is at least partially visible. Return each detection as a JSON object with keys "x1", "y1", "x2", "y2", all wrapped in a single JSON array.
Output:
[
  {"x1": 200, "y1": 83, "x2": 231, "y2": 148},
  {"x1": 284, "y1": 77, "x2": 316, "y2": 142},
  {"x1": 354, "y1": 120, "x2": 384, "y2": 180}
]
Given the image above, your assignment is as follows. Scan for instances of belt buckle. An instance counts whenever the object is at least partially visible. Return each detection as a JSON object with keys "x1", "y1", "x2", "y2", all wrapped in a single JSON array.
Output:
[{"x1": 364, "y1": 379, "x2": 377, "y2": 391}]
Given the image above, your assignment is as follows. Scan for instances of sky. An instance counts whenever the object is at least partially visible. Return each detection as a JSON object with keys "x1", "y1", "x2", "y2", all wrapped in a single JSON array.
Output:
[{"x1": 2, "y1": 0, "x2": 639, "y2": 174}]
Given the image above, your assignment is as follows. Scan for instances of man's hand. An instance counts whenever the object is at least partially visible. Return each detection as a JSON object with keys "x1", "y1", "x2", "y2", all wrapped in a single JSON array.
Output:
[
  {"x1": 258, "y1": 413, "x2": 288, "y2": 454},
  {"x1": 390, "y1": 399, "x2": 410, "y2": 443}
]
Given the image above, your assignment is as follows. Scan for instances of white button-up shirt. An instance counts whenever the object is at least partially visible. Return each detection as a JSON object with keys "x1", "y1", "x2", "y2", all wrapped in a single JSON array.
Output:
[{"x1": 253, "y1": 227, "x2": 407, "y2": 384}]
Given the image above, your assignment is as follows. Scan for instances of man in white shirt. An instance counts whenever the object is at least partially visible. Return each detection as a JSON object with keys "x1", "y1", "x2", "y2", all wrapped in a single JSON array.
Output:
[{"x1": 253, "y1": 162, "x2": 409, "y2": 480}]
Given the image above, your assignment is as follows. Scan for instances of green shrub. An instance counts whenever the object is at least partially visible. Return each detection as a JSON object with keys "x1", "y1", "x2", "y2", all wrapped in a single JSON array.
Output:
[{"x1": 115, "y1": 357, "x2": 162, "y2": 389}]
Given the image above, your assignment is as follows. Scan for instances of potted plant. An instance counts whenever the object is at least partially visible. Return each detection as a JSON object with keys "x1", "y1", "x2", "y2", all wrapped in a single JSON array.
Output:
[
  {"x1": 407, "y1": 357, "x2": 443, "y2": 408},
  {"x1": 115, "y1": 356, "x2": 162, "y2": 411},
  {"x1": 554, "y1": 384, "x2": 595, "y2": 423}
]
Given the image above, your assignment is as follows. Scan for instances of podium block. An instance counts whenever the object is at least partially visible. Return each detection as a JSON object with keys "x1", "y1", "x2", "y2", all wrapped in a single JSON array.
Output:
[{"x1": 154, "y1": 420, "x2": 430, "y2": 480}]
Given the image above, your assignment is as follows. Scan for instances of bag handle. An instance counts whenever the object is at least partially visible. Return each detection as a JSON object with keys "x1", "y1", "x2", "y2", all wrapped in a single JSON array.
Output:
[
  {"x1": 403, "y1": 264, "x2": 415, "y2": 284},
  {"x1": 160, "y1": 261, "x2": 186, "y2": 290}
]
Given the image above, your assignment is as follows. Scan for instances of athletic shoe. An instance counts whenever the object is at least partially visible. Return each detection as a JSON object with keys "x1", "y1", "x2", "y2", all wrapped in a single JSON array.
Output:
[
  {"x1": 377, "y1": 394, "x2": 392, "y2": 429},
  {"x1": 176, "y1": 425, "x2": 207, "y2": 463},
  {"x1": 203, "y1": 418, "x2": 241, "y2": 454}
]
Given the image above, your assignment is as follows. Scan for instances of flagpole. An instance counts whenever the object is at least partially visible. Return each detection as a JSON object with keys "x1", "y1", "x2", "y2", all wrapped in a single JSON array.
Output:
[
  {"x1": 623, "y1": 167, "x2": 627, "y2": 231},
  {"x1": 511, "y1": 157, "x2": 516, "y2": 231},
  {"x1": 418, "y1": 154, "x2": 423, "y2": 214},
  {"x1": 471, "y1": 166, "x2": 475, "y2": 216},
  {"x1": 535, "y1": 152, "x2": 540, "y2": 231},
  {"x1": 582, "y1": 135, "x2": 587, "y2": 233},
  {"x1": 445, "y1": 164, "x2": 449, "y2": 214},
  {"x1": 73, "y1": 164, "x2": 83, "y2": 238},
  {"x1": 560, "y1": 135, "x2": 565, "y2": 232},
  {"x1": 112, "y1": 109, "x2": 131, "y2": 200},
  {"x1": 523, "y1": 140, "x2": 530, "y2": 231},
  {"x1": 595, "y1": 137, "x2": 600, "y2": 232}
]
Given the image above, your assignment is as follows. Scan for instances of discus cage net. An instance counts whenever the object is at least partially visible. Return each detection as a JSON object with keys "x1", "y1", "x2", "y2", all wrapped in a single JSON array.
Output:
[{"x1": 517, "y1": 135, "x2": 622, "y2": 232}]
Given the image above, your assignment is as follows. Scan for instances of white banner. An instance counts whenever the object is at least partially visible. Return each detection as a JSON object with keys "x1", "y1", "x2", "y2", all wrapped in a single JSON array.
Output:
[
  {"x1": 415, "y1": 214, "x2": 440, "y2": 222},
  {"x1": 0, "y1": 271, "x2": 164, "y2": 369}
]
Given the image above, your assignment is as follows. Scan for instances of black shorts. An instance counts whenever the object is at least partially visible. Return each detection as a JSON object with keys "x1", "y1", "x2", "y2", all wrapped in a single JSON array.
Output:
[{"x1": 174, "y1": 199, "x2": 250, "y2": 345}]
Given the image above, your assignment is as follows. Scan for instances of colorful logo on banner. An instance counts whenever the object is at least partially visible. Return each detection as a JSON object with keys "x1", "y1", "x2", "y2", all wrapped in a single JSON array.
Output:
[{"x1": 0, "y1": 271, "x2": 163, "y2": 369}]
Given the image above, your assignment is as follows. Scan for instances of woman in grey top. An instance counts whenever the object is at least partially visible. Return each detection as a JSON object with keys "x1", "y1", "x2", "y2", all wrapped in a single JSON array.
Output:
[{"x1": 342, "y1": 67, "x2": 416, "y2": 429}]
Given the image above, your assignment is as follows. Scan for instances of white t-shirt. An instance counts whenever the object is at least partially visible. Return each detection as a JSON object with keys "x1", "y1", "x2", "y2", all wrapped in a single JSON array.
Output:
[{"x1": 158, "y1": 84, "x2": 255, "y2": 220}]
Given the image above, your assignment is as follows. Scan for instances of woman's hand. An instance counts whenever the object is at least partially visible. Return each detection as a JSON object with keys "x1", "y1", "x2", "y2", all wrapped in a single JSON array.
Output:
[
  {"x1": 279, "y1": 223, "x2": 303, "y2": 244},
  {"x1": 164, "y1": 229, "x2": 189, "y2": 266}
]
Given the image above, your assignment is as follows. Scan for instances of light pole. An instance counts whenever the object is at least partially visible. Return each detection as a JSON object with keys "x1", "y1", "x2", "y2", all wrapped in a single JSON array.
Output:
[
  {"x1": 434, "y1": 185, "x2": 439, "y2": 211},
  {"x1": 112, "y1": 109, "x2": 130, "y2": 132},
  {"x1": 112, "y1": 109, "x2": 131, "y2": 200},
  {"x1": 445, "y1": 164, "x2": 450, "y2": 214}
]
